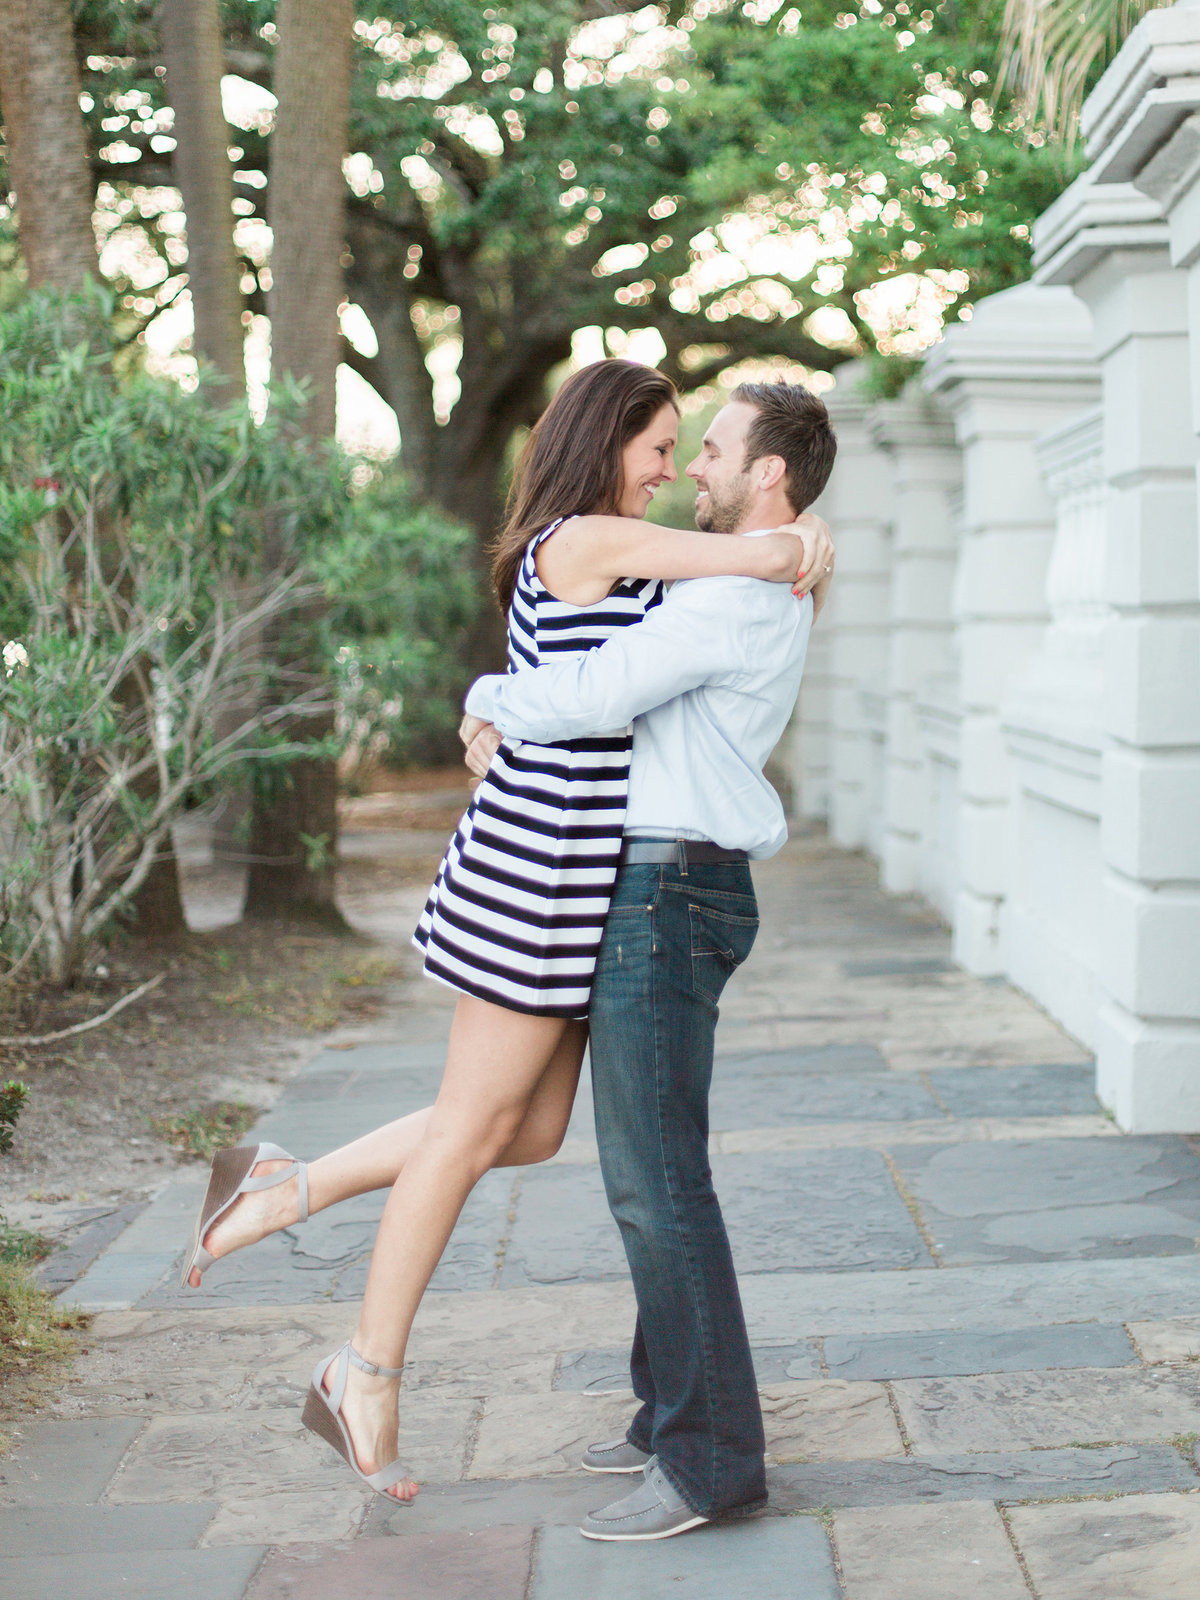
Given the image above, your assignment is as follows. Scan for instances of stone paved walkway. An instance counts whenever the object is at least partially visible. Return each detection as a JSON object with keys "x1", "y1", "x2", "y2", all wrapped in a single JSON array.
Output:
[{"x1": 4, "y1": 825, "x2": 1200, "y2": 1597}]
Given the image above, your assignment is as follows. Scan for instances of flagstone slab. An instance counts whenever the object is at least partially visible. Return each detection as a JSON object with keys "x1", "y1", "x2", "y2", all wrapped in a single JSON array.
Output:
[
  {"x1": 924, "y1": 1065, "x2": 1098, "y2": 1119},
  {"x1": 713, "y1": 1114, "x2": 1116, "y2": 1155},
  {"x1": 0, "y1": 1549, "x2": 264, "y2": 1600},
  {"x1": 497, "y1": 1166, "x2": 629, "y2": 1288},
  {"x1": 297, "y1": 1040, "x2": 449, "y2": 1077},
  {"x1": 245, "y1": 1099, "x2": 427, "y2": 1155},
  {"x1": 893, "y1": 1366, "x2": 1200, "y2": 1454},
  {"x1": 1128, "y1": 1316, "x2": 1200, "y2": 1363},
  {"x1": 759, "y1": 1380, "x2": 904, "y2": 1462},
  {"x1": 0, "y1": 1417, "x2": 143, "y2": 1505},
  {"x1": 35, "y1": 1202, "x2": 149, "y2": 1293},
  {"x1": 835, "y1": 1501, "x2": 1028, "y2": 1599},
  {"x1": 842, "y1": 956, "x2": 958, "y2": 978},
  {"x1": 70, "y1": 1250, "x2": 183, "y2": 1311},
  {"x1": 552, "y1": 1341, "x2": 822, "y2": 1392},
  {"x1": 0, "y1": 1500, "x2": 216, "y2": 1554},
  {"x1": 1007, "y1": 1492, "x2": 1200, "y2": 1599},
  {"x1": 705, "y1": 1070, "x2": 940, "y2": 1130},
  {"x1": 281, "y1": 1067, "x2": 437, "y2": 1104},
  {"x1": 501, "y1": 1151, "x2": 932, "y2": 1287},
  {"x1": 364, "y1": 1473, "x2": 613, "y2": 1536},
  {"x1": 741, "y1": 1255, "x2": 1200, "y2": 1340},
  {"x1": 104, "y1": 1182, "x2": 206, "y2": 1254},
  {"x1": 769, "y1": 1444, "x2": 1198, "y2": 1509},
  {"x1": 552, "y1": 1347, "x2": 634, "y2": 1393},
  {"x1": 712, "y1": 1044, "x2": 892, "y2": 1075},
  {"x1": 201, "y1": 1487, "x2": 371, "y2": 1547},
  {"x1": 887, "y1": 1136, "x2": 1200, "y2": 1265},
  {"x1": 107, "y1": 1396, "x2": 476, "y2": 1503},
  {"x1": 531, "y1": 1514, "x2": 840, "y2": 1600},
  {"x1": 246, "y1": 1525, "x2": 533, "y2": 1600},
  {"x1": 823, "y1": 1323, "x2": 1137, "y2": 1381},
  {"x1": 468, "y1": 1392, "x2": 639, "y2": 1480},
  {"x1": 334, "y1": 1171, "x2": 514, "y2": 1299}
]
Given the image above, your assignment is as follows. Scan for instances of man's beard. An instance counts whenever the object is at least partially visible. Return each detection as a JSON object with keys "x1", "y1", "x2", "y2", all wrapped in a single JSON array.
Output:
[{"x1": 695, "y1": 474, "x2": 752, "y2": 533}]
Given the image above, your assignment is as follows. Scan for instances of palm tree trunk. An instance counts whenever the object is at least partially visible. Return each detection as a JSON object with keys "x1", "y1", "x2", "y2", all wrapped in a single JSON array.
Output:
[
  {"x1": 0, "y1": 0, "x2": 95, "y2": 290},
  {"x1": 243, "y1": 0, "x2": 352, "y2": 924},
  {"x1": 160, "y1": 0, "x2": 254, "y2": 886},
  {"x1": 266, "y1": 0, "x2": 351, "y2": 440},
  {"x1": 159, "y1": 0, "x2": 245, "y2": 385}
]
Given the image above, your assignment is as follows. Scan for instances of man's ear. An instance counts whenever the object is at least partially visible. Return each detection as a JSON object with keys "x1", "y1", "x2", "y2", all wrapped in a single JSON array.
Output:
[{"x1": 754, "y1": 454, "x2": 788, "y2": 493}]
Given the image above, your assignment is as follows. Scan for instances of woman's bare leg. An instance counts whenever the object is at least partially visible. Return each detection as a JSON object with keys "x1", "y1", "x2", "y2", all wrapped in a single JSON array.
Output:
[
  {"x1": 331, "y1": 998, "x2": 585, "y2": 1499},
  {"x1": 189, "y1": 1015, "x2": 586, "y2": 1284}
]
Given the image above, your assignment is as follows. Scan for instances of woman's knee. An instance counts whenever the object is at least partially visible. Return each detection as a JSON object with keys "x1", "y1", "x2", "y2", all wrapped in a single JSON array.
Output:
[{"x1": 426, "y1": 1102, "x2": 526, "y2": 1172}]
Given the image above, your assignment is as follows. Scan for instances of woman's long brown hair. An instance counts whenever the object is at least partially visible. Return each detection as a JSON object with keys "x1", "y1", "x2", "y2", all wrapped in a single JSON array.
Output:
[{"x1": 491, "y1": 359, "x2": 679, "y2": 612}]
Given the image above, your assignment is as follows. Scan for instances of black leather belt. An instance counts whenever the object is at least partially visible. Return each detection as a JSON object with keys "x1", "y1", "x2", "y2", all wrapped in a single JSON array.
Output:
[{"x1": 618, "y1": 838, "x2": 748, "y2": 866}]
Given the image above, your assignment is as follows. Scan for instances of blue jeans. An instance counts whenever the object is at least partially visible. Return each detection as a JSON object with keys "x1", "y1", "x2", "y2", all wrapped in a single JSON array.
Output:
[{"x1": 588, "y1": 857, "x2": 766, "y2": 1517}]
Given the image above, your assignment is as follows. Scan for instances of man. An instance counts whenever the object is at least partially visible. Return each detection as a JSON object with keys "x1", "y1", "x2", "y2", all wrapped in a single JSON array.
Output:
[{"x1": 462, "y1": 381, "x2": 836, "y2": 1540}]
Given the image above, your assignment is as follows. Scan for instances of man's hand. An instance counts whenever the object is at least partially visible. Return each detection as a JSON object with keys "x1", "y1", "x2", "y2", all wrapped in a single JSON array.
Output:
[
  {"x1": 465, "y1": 723, "x2": 502, "y2": 779},
  {"x1": 786, "y1": 511, "x2": 834, "y2": 614},
  {"x1": 459, "y1": 712, "x2": 490, "y2": 749}
]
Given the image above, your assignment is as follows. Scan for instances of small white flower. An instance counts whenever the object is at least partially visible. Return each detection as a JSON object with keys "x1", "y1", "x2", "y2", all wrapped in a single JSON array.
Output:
[{"x1": 2, "y1": 640, "x2": 28, "y2": 676}]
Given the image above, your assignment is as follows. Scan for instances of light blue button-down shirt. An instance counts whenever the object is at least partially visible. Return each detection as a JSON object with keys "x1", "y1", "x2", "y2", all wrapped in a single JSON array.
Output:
[{"x1": 464, "y1": 544, "x2": 812, "y2": 860}]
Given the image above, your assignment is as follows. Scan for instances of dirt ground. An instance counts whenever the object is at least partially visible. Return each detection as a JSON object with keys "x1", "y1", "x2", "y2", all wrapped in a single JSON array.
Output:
[{"x1": 0, "y1": 770, "x2": 472, "y2": 1252}]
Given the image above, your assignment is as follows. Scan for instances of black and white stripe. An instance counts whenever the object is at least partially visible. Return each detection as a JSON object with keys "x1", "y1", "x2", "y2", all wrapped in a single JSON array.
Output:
[{"x1": 414, "y1": 520, "x2": 662, "y2": 1016}]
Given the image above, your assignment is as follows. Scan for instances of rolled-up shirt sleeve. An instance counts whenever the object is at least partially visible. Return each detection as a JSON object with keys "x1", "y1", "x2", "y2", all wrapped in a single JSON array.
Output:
[{"x1": 464, "y1": 579, "x2": 752, "y2": 744}]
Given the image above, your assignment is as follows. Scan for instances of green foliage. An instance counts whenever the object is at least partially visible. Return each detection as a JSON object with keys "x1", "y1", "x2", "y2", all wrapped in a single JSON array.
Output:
[
  {"x1": 0, "y1": 1082, "x2": 28, "y2": 1158},
  {"x1": 0, "y1": 1082, "x2": 43, "y2": 1270},
  {"x1": 0, "y1": 1257, "x2": 87, "y2": 1394},
  {"x1": 357, "y1": 0, "x2": 1071, "y2": 355},
  {"x1": 0, "y1": 284, "x2": 467, "y2": 980},
  {"x1": 64, "y1": 1, "x2": 1076, "y2": 447},
  {"x1": 319, "y1": 472, "x2": 478, "y2": 771},
  {"x1": 997, "y1": 0, "x2": 1169, "y2": 146},
  {"x1": 150, "y1": 1099, "x2": 259, "y2": 1160}
]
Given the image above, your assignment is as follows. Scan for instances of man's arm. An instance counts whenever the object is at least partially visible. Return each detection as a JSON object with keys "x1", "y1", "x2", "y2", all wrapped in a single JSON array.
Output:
[{"x1": 465, "y1": 579, "x2": 768, "y2": 744}]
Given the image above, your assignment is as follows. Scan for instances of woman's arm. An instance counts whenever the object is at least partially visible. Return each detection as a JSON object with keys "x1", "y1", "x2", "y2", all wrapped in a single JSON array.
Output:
[{"x1": 536, "y1": 512, "x2": 832, "y2": 605}]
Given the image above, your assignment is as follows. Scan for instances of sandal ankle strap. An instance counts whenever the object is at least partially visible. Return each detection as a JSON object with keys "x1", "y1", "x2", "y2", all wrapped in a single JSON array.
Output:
[
  {"x1": 239, "y1": 1145, "x2": 309, "y2": 1224},
  {"x1": 347, "y1": 1343, "x2": 404, "y2": 1379}
]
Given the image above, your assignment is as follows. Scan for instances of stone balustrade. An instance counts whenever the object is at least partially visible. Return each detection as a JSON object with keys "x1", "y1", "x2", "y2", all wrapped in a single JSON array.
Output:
[{"x1": 790, "y1": 0, "x2": 1200, "y2": 1131}]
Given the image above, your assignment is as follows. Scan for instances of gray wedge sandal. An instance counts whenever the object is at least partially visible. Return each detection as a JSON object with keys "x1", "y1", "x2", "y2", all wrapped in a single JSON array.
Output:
[
  {"x1": 301, "y1": 1342, "x2": 414, "y2": 1500},
  {"x1": 180, "y1": 1141, "x2": 308, "y2": 1288}
]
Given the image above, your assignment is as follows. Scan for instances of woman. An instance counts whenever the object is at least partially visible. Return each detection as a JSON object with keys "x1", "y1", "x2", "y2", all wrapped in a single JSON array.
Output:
[{"x1": 182, "y1": 360, "x2": 832, "y2": 1502}]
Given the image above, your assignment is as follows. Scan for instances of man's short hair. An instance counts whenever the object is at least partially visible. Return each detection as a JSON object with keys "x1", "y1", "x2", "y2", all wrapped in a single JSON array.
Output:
[{"x1": 731, "y1": 380, "x2": 837, "y2": 513}]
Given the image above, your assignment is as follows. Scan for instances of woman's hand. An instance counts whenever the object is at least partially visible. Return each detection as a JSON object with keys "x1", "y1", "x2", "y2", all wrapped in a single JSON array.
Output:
[
  {"x1": 791, "y1": 511, "x2": 835, "y2": 619},
  {"x1": 759, "y1": 512, "x2": 835, "y2": 617}
]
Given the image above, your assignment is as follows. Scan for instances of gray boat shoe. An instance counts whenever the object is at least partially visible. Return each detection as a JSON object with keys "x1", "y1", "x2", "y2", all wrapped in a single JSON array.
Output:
[
  {"x1": 580, "y1": 1435, "x2": 652, "y2": 1475},
  {"x1": 580, "y1": 1458, "x2": 709, "y2": 1542}
]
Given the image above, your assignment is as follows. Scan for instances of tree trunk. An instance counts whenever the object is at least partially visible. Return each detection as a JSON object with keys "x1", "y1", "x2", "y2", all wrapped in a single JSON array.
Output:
[
  {"x1": 0, "y1": 0, "x2": 95, "y2": 290},
  {"x1": 159, "y1": 0, "x2": 245, "y2": 386},
  {"x1": 0, "y1": 0, "x2": 190, "y2": 939},
  {"x1": 160, "y1": 0, "x2": 252, "y2": 879},
  {"x1": 243, "y1": 0, "x2": 351, "y2": 924},
  {"x1": 266, "y1": 0, "x2": 351, "y2": 440}
]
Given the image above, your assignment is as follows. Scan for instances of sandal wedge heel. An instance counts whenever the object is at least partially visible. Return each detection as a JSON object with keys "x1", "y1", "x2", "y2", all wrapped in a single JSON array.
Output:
[
  {"x1": 302, "y1": 1342, "x2": 414, "y2": 1500},
  {"x1": 180, "y1": 1140, "x2": 308, "y2": 1288}
]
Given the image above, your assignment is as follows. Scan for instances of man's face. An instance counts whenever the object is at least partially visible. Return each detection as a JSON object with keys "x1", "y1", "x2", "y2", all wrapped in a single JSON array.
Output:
[{"x1": 686, "y1": 402, "x2": 757, "y2": 533}]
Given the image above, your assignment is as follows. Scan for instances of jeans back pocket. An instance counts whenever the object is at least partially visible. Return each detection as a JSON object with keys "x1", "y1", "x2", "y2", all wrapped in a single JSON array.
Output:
[{"x1": 688, "y1": 901, "x2": 759, "y2": 1004}]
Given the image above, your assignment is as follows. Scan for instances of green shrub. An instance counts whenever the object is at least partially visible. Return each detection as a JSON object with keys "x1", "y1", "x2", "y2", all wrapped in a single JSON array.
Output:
[
  {"x1": 0, "y1": 284, "x2": 474, "y2": 981},
  {"x1": 0, "y1": 1082, "x2": 27, "y2": 1157}
]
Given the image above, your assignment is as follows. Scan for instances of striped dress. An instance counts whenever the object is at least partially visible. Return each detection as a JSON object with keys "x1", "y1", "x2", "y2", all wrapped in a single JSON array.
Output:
[{"x1": 413, "y1": 521, "x2": 663, "y2": 1017}]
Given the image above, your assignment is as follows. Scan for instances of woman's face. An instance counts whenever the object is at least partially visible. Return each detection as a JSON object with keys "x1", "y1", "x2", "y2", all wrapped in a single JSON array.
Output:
[{"x1": 617, "y1": 402, "x2": 679, "y2": 518}]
